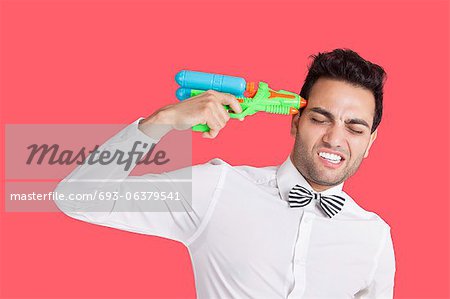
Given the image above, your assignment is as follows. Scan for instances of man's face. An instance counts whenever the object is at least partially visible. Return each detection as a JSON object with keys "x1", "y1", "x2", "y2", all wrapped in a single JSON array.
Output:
[{"x1": 290, "y1": 77, "x2": 378, "y2": 192}]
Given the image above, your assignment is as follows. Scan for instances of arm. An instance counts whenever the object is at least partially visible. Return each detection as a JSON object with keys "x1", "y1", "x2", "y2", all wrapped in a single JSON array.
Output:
[
  {"x1": 54, "y1": 90, "x2": 241, "y2": 244},
  {"x1": 355, "y1": 227, "x2": 396, "y2": 299},
  {"x1": 54, "y1": 118, "x2": 225, "y2": 244}
]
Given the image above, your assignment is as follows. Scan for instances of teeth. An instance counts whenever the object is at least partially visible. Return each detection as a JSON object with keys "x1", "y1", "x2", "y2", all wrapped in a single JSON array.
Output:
[{"x1": 319, "y1": 152, "x2": 342, "y2": 163}]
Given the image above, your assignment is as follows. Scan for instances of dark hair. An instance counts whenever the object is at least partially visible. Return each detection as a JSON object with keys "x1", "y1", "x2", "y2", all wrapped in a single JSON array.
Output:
[{"x1": 300, "y1": 48, "x2": 386, "y2": 133}]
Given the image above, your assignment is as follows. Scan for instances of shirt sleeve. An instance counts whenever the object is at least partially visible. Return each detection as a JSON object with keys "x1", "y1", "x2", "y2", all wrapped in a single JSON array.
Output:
[
  {"x1": 54, "y1": 118, "x2": 224, "y2": 245},
  {"x1": 356, "y1": 226, "x2": 397, "y2": 299}
]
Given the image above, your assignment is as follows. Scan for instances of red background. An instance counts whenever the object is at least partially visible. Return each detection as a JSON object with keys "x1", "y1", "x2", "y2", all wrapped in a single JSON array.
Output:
[{"x1": 1, "y1": 0, "x2": 449, "y2": 298}]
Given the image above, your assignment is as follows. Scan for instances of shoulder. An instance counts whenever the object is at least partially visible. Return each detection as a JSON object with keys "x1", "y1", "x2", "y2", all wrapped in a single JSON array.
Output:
[
  {"x1": 339, "y1": 191, "x2": 391, "y2": 229},
  {"x1": 201, "y1": 158, "x2": 278, "y2": 185},
  {"x1": 193, "y1": 157, "x2": 228, "y2": 172},
  {"x1": 180, "y1": 157, "x2": 273, "y2": 186},
  {"x1": 161, "y1": 158, "x2": 229, "y2": 190}
]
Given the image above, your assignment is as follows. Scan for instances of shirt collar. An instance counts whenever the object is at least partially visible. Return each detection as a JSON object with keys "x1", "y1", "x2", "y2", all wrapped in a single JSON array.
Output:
[{"x1": 276, "y1": 155, "x2": 344, "y2": 204}]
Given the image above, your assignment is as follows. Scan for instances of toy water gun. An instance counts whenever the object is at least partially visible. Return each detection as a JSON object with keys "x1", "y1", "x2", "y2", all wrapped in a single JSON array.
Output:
[{"x1": 175, "y1": 70, "x2": 308, "y2": 132}]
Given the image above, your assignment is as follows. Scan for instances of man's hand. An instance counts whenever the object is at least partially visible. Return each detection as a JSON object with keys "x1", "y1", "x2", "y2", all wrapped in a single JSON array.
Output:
[{"x1": 138, "y1": 90, "x2": 242, "y2": 139}]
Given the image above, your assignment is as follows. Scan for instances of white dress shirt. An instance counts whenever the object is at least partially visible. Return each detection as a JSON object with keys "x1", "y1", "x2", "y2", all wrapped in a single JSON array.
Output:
[{"x1": 55, "y1": 118, "x2": 396, "y2": 299}]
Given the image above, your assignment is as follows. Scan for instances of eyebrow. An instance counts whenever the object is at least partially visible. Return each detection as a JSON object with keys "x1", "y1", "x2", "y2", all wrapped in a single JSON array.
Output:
[{"x1": 309, "y1": 107, "x2": 371, "y2": 129}]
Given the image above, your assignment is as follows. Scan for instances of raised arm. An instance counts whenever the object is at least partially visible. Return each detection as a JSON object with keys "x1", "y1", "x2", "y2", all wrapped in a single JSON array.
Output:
[{"x1": 54, "y1": 90, "x2": 241, "y2": 245}]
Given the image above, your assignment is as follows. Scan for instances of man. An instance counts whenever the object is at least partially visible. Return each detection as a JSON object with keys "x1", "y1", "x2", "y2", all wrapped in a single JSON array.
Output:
[{"x1": 55, "y1": 48, "x2": 396, "y2": 298}]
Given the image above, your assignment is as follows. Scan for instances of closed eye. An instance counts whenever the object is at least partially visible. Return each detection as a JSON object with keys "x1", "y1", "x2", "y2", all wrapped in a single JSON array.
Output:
[
  {"x1": 312, "y1": 118, "x2": 326, "y2": 124},
  {"x1": 349, "y1": 127, "x2": 364, "y2": 134}
]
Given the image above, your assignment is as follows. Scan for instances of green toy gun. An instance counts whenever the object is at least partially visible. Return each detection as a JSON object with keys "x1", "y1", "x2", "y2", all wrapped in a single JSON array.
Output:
[{"x1": 175, "y1": 70, "x2": 308, "y2": 132}]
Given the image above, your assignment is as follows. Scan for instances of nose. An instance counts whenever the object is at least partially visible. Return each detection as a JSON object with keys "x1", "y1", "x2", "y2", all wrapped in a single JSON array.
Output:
[{"x1": 322, "y1": 124, "x2": 345, "y2": 148}]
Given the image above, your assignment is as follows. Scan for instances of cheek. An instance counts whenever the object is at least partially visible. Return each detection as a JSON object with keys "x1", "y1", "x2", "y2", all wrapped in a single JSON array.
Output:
[
  {"x1": 299, "y1": 121, "x2": 323, "y2": 140},
  {"x1": 298, "y1": 119, "x2": 316, "y2": 135},
  {"x1": 348, "y1": 139, "x2": 370, "y2": 159},
  {"x1": 296, "y1": 126, "x2": 321, "y2": 150}
]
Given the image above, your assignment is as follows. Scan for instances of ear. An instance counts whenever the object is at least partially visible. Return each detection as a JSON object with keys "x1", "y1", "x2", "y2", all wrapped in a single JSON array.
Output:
[
  {"x1": 363, "y1": 129, "x2": 378, "y2": 158},
  {"x1": 290, "y1": 113, "x2": 300, "y2": 137}
]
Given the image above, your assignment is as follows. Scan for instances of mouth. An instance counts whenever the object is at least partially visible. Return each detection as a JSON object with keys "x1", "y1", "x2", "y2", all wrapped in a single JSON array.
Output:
[{"x1": 317, "y1": 150, "x2": 346, "y2": 169}]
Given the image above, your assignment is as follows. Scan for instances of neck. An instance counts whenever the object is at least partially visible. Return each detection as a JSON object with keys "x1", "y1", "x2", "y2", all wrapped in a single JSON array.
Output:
[{"x1": 306, "y1": 180, "x2": 334, "y2": 193}]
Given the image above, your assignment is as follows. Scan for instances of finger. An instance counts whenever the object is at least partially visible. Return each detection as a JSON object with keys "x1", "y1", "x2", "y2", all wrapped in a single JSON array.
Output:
[
  {"x1": 203, "y1": 127, "x2": 218, "y2": 139},
  {"x1": 217, "y1": 93, "x2": 242, "y2": 114},
  {"x1": 214, "y1": 102, "x2": 230, "y2": 125},
  {"x1": 205, "y1": 116, "x2": 222, "y2": 138},
  {"x1": 202, "y1": 131, "x2": 213, "y2": 139},
  {"x1": 205, "y1": 102, "x2": 227, "y2": 128}
]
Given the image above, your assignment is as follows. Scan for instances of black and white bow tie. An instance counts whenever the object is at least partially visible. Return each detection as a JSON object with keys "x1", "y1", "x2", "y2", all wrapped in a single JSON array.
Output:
[{"x1": 288, "y1": 184, "x2": 346, "y2": 218}]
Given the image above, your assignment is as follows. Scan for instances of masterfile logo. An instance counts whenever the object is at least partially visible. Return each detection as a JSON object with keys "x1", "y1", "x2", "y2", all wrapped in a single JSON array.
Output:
[{"x1": 5, "y1": 124, "x2": 192, "y2": 212}]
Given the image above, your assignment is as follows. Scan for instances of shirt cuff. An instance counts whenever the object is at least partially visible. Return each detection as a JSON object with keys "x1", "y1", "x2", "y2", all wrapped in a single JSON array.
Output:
[{"x1": 115, "y1": 117, "x2": 161, "y2": 145}]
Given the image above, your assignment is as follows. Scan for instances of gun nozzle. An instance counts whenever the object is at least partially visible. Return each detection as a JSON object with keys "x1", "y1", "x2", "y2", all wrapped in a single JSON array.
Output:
[
  {"x1": 300, "y1": 97, "x2": 307, "y2": 108},
  {"x1": 289, "y1": 107, "x2": 299, "y2": 115}
]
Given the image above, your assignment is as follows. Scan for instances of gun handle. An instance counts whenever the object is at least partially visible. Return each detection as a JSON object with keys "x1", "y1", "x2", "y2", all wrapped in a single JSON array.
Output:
[{"x1": 192, "y1": 124, "x2": 210, "y2": 132}]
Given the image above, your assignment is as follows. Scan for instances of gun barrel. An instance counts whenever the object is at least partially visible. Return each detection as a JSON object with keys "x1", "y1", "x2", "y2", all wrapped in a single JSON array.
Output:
[{"x1": 175, "y1": 70, "x2": 247, "y2": 96}]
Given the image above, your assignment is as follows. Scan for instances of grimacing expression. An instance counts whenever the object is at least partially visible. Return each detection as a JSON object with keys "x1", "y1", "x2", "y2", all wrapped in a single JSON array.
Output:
[{"x1": 290, "y1": 77, "x2": 378, "y2": 192}]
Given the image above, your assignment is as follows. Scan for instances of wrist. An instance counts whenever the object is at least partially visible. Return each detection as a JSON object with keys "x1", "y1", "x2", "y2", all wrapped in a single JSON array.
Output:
[{"x1": 138, "y1": 109, "x2": 174, "y2": 140}]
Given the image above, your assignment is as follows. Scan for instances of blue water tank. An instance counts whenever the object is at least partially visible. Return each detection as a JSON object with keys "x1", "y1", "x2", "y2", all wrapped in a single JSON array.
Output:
[{"x1": 175, "y1": 70, "x2": 246, "y2": 96}]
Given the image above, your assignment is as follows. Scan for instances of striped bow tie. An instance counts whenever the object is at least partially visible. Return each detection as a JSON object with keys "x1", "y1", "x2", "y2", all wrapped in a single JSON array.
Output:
[{"x1": 288, "y1": 184, "x2": 346, "y2": 218}]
